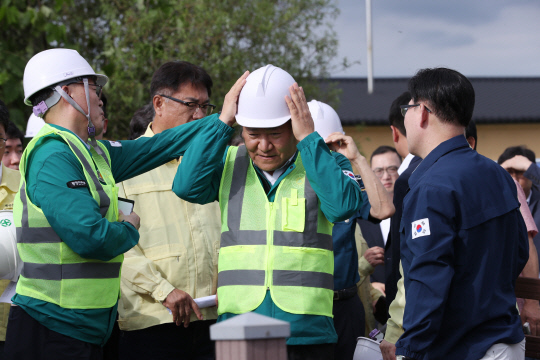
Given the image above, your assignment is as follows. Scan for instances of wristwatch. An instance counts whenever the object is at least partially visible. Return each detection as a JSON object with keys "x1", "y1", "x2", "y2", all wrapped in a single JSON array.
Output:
[{"x1": 396, "y1": 356, "x2": 414, "y2": 360}]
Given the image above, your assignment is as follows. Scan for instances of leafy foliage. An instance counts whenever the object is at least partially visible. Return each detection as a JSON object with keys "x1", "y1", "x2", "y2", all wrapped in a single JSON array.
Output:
[{"x1": 1, "y1": 0, "x2": 345, "y2": 139}]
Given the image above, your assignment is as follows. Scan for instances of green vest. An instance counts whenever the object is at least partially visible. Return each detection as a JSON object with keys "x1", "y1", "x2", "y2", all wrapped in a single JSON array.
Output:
[
  {"x1": 217, "y1": 145, "x2": 334, "y2": 317},
  {"x1": 14, "y1": 124, "x2": 122, "y2": 309}
]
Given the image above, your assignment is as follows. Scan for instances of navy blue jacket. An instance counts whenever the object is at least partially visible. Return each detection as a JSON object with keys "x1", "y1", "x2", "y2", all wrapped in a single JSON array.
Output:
[
  {"x1": 395, "y1": 136, "x2": 528, "y2": 360},
  {"x1": 385, "y1": 155, "x2": 422, "y2": 311}
]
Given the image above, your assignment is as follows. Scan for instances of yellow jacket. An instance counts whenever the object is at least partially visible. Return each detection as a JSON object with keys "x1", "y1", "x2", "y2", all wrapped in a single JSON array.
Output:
[
  {"x1": 384, "y1": 262, "x2": 405, "y2": 344},
  {"x1": 355, "y1": 224, "x2": 384, "y2": 336},
  {"x1": 0, "y1": 163, "x2": 21, "y2": 341},
  {"x1": 117, "y1": 125, "x2": 221, "y2": 331}
]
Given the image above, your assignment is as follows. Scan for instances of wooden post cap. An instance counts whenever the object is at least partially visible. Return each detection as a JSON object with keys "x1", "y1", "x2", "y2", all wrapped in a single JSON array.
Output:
[{"x1": 210, "y1": 312, "x2": 291, "y2": 340}]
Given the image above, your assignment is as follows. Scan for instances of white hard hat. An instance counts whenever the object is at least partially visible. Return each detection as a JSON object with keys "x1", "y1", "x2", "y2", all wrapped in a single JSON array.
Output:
[
  {"x1": 25, "y1": 114, "x2": 46, "y2": 138},
  {"x1": 308, "y1": 100, "x2": 344, "y2": 140},
  {"x1": 236, "y1": 65, "x2": 296, "y2": 128},
  {"x1": 23, "y1": 48, "x2": 108, "y2": 106},
  {"x1": 353, "y1": 337, "x2": 382, "y2": 360},
  {"x1": 0, "y1": 211, "x2": 22, "y2": 282}
]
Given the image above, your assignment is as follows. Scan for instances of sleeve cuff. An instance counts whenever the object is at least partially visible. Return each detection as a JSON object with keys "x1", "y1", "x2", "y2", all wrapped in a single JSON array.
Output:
[
  {"x1": 385, "y1": 318, "x2": 405, "y2": 344},
  {"x1": 296, "y1": 132, "x2": 323, "y2": 151},
  {"x1": 151, "y1": 279, "x2": 176, "y2": 302},
  {"x1": 358, "y1": 256, "x2": 375, "y2": 277},
  {"x1": 212, "y1": 115, "x2": 236, "y2": 137}
]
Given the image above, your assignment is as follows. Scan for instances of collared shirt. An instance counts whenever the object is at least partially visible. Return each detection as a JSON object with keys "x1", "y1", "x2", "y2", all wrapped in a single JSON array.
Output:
[
  {"x1": 12, "y1": 115, "x2": 219, "y2": 346},
  {"x1": 172, "y1": 123, "x2": 364, "y2": 345},
  {"x1": 0, "y1": 162, "x2": 20, "y2": 342},
  {"x1": 396, "y1": 135, "x2": 527, "y2": 360},
  {"x1": 398, "y1": 153, "x2": 414, "y2": 175},
  {"x1": 117, "y1": 124, "x2": 221, "y2": 331}
]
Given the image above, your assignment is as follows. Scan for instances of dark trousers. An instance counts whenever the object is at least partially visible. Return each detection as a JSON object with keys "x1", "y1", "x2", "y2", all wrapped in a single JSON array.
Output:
[
  {"x1": 118, "y1": 320, "x2": 215, "y2": 360},
  {"x1": 287, "y1": 343, "x2": 335, "y2": 360},
  {"x1": 333, "y1": 294, "x2": 365, "y2": 360},
  {"x1": 4, "y1": 306, "x2": 102, "y2": 360}
]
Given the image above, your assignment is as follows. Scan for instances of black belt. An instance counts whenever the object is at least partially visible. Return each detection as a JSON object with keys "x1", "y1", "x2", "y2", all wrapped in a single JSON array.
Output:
[{"x1": 333, "y1": 285, "x2": 357, "y2": 301}]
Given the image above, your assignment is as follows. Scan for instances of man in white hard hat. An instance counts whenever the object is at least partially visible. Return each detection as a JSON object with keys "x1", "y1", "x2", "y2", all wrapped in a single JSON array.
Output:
[
  {"x1": 4, "y1": 48, "x2": 241, "y2": 359},
  {"x1": 117, "y1": 61, "x2": 221, "y2": 359},
  {"x1": 0, "y1": 99, "x2": 21, "y2": 359},
  {"x1": 173, "y1": 65, "x2": 365, "y2": 360},
  {"x1": 307, "y1": 99, "x2": 394, "y2": 359}
]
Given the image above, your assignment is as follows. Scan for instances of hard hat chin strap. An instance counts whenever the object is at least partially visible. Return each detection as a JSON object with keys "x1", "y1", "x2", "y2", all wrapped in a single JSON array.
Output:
[{"x1": 53, "y1": 78, "x2": 106, "y2": 158}]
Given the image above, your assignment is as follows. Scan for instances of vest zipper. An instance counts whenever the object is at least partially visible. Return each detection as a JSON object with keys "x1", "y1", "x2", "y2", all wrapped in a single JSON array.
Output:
[{"x1": 266, "y1": 202, "x2": 275, "y2": 290}]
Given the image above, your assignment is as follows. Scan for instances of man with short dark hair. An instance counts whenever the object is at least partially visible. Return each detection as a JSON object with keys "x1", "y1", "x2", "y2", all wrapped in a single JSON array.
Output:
[
  {"x1": 117, "y1": 61, "x2": 221, "y2": 359},
  {"x1": 384, "y1": 91, "x2": 421, "y2": 313},
  {"x1": 498, "y1": 146, "x2": 540, "y2": 264},
  {"x1": 0, "y1": 100, "x2": 21, "y2": 358},
  {"x1": 393, "y1": 68, "x2": 527, "y2": 360},
  {"x1": 3, "y1": 121, "x2": 24, "y2": 170}
]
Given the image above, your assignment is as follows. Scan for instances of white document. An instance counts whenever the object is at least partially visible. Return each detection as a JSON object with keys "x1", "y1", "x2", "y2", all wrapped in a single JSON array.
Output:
[
  {"x1": 166, "y1": 295, "x2": 217, "y2": 315},
  {"x1": 194, "y1": 295, "x2": 217, "y2": 308},
  {"x1": 0, "y1": 281, "x2": 17, "y2": 304}
]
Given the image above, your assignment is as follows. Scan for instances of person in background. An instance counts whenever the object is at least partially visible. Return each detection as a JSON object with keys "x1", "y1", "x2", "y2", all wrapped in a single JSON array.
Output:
[
  {"x1": 308, "y1": 99, "x2": 394, "y2": 360},
  {"x1": 358, "y1": 145, "x2": 402, "y2": 287},
  {"x1": 117, "y1": 61, "x2": 220, "y2": 360},
  {"x1": 128, "y1": 103, "x2": 154, "y2": 140},
  {"x1": 0, "y1": 100, "x2": 21, "y2": 360},
  {"x1": 498, "y1": 146, "x2": 540, "y2": 270},
  {"x1": 3, "y1": 121, "x2": 24, "y2": 171},
  {"x1": 384, "y1": 91, "x2": 422, "y2": 314}
]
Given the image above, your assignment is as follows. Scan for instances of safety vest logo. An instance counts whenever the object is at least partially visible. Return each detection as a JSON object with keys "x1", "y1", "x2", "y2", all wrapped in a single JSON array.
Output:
[{"x1": 0, "y1": 218, "x2": 12, "y2": 227}]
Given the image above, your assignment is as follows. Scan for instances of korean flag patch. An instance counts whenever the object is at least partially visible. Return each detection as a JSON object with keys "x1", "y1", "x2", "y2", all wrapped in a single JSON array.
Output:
[
  {"x1": 411, "y1": 218, "x2": 431, "y2": 239},
  {"x1": 343, "y1": 170, "x2": 360, "y2": 188}
]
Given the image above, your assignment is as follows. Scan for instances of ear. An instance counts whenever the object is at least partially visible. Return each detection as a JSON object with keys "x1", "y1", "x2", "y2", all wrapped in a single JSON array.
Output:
[
  {"x1": 420, "y1": 104, "x2": 430, "y2": 128},
  {"x1": 153, "y1": 95, "x2": 164, "y2": 117},
  {"x1": 391, "y1": 125, "x2": 399, "y2": 143}
]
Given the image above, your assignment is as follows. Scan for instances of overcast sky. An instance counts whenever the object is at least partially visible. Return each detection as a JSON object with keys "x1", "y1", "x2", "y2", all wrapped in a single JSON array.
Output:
[{"x1": 331, "y1": 0, "x2": 540, "y2": 78}]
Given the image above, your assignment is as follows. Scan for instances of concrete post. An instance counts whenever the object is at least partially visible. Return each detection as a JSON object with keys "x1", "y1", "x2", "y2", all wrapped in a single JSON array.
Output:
[{"x1": 210, "y1": 312, "x2": 290, "y2": 360}]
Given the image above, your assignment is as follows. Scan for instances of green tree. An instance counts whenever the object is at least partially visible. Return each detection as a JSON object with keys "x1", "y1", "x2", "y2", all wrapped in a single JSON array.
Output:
[{"x1": 1, "y1": 0, "x2": 345, "y2": 139}]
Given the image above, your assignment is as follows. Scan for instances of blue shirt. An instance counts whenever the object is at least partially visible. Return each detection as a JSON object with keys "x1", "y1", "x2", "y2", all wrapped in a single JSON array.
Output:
[
  {"x1": 395, "y1": 135, "x2": 528, "y2": 360},
  {"x1": 173, "y1": 124, "x2": 364, "y2": 345},
  {"x1": 13, "y1": 116, "x2": 217, "y2": 346}
]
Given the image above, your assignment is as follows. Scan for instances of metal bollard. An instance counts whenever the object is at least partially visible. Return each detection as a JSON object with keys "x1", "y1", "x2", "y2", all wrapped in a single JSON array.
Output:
[{"x1": 210, "y1": 312, "x2": 290, "y2": 360}]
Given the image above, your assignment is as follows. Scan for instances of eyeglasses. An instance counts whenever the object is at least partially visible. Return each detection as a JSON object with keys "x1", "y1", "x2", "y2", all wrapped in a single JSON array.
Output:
[
  {"x1": 160, "y1": 94, "x2": 216, "y2": 116},
  {"x1": 0, "y1": 138, "x2": 6, "y2": 147},
  {"x1": 373, "y1": 166, "x2": 399, "y2": 178},
  {"x1": 400, "y1": 104, "x2": 432, "y2": 117},
  {"x1": 69, "y1": 82, "x2": 103, "y2": 98}
]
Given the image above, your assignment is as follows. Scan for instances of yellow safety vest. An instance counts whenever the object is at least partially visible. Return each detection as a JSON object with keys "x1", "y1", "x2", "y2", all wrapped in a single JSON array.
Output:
[
  {"x1": 217, "y1": 145, "x2": 334, "y2": 317},
  {"x1": 14, "y1": 124, "x2": 122, "y2": 309}
]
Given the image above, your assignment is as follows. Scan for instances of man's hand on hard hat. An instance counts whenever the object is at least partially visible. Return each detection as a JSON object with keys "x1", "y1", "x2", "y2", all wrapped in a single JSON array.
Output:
[
  {"x1": 118, "y1": 210, "x2": 140, "y2": 231},
  {"x1": 219, "y1": 71, "x2": 250, "y2": 127},
  {"x1": 163, "y1": 289, "x2": 204, "y2": 328},
  {"x1": 364, "y1": 246, "x2": 384, "y2": 268},
  {"x1": 500, "y1": 155, "x2": 533, "y2": 174},
  {"x1": 380, "y1": 340, "x2": 397, "y2": 360},
  {"x1": 285, "y1": 83, "x2": 314, "y2": 142},
  {"x1": 324, "y1": 133, "x2": 362, "y2": 163}
]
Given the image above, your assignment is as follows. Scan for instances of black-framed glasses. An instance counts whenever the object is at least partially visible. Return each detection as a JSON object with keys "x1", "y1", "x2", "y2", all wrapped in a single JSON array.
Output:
[
  {"x1": 69, "y1": 82, "x2": 103, "y2": 98},
  {"x1": 400, "y1": 104, "x2": 432, "y2": 117},
  {"x1": 160, "y1": 94, "x2": 216, "y2": 116},
  {"x1": 373, "y1": 166, "x2": 399, "y2": 178}
]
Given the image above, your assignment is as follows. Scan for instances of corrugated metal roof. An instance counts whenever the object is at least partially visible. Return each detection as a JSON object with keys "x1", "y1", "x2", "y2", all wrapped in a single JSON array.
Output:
[{"x1": 327, "y1": 77, "x2": 540, "y2": 126}]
